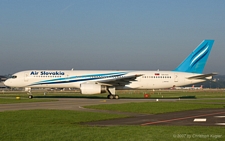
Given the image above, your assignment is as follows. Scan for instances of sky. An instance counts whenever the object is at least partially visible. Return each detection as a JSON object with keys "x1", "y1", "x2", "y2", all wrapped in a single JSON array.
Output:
[{"x1": 1, "y1": 0, "x2": 225, "y2": 75}]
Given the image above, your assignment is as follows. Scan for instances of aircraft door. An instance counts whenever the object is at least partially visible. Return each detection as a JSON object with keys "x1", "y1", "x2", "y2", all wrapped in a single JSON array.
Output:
[
  {"x1": 24, "y1": 72, "x2": 29, "y2": 82},
  {"x1": 174, "y1": 74, "x2": 178, "y2": 82}
]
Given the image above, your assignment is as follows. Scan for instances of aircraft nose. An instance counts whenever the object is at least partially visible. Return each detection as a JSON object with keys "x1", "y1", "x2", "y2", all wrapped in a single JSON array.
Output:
[{"x1": 3, "y1": 80, "x2": 10, "y2": 87}]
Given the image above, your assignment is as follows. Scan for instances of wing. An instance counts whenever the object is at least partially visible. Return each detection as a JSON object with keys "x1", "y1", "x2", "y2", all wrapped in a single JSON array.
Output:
[
  {"x1": 187, "y1": 73, "x2": 217, "y2": 79},
  {"x1": 97, "y1": 74, "x2": 143, "y2": 86}
]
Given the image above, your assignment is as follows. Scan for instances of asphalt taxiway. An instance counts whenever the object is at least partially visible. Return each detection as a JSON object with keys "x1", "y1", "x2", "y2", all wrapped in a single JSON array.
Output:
[
  {"x1": 86, "y1": 108, "x2": 225, "y2": 126},
  {"x1": 0, "y1": 98, "x2": 225, "y2": 126},
  {"x1": 0, "y1": 98, "x2": 176, "y2": 113}
]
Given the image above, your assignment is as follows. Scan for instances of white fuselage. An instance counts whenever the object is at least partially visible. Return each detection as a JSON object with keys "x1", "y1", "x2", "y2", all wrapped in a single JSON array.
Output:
[{"x1": 4, "y1": 70, "x2": 207, "y2": 90}]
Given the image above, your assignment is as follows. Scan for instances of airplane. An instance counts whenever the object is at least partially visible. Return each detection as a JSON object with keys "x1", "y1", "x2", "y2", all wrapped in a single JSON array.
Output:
[
  {"x1": 192, "y1": 85, "x2": 203, "y2": 90},
  {"x1": 173, "y1": 85, "x2": 203, "y2": 90},
  {"x1": 4, "y1": 40, "x2": 216, "y2": 99}
]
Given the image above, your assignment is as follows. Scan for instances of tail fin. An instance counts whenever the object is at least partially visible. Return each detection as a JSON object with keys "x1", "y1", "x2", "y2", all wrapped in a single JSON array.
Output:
[{"x1": 173, "y1": 40, "x2": 214, "y2": 74}]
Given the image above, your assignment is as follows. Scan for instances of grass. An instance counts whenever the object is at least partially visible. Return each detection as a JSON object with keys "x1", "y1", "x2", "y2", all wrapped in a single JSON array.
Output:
[
  {"x1": 1, "y1": 91, "x2": 224, "y2": 104},
  {"x1": 85, "y1": 101, "x2": 225, "y2": 114},
  {"x1": 0, "y1": 90, "x2": 224, "y2": 140},
  {"x1": 116, "y1": 90, "x2": 225, "y2": 99},
  {"x1": 1, "y1": 89, "x2": 225, "y2": 99},
  {"x1": 0, "y1": 110, "x2": 224, "y2": 141},
  {"x1": 0, "y1": 110, "x2": 127, "y2": 141}
]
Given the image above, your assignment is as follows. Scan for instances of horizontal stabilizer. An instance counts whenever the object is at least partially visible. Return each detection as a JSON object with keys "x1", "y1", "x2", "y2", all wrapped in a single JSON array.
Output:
[{"x1": 187, "y1": 73, "x2": 217, "y2": 79}]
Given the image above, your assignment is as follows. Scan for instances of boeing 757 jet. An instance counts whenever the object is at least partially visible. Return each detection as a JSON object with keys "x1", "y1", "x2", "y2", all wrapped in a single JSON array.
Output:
[{"x1": 4, "y1": 40, "x2": 216, "y2": 99}]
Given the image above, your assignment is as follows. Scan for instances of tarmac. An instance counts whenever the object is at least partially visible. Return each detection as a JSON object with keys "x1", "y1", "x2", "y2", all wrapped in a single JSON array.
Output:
[
  {"x1": 86, "y1": 108, "x2": 225, "y2": 126},
  {"x1": 0, "y1": 98, "x2": 225, "y2": 126}
]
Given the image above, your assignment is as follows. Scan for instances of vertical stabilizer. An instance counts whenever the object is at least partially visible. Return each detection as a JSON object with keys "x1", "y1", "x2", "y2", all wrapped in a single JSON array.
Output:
[{"x1": 173, "y1": 40, "x2": 214, "y2": 74}]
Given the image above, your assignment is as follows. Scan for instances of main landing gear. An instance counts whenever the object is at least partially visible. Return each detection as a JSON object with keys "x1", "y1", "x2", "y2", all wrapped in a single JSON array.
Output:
[
  {"x1": 107, "y1": 87, "x2": 119, "y2": 99},
  {"x1": 107, "y1": 94, "x2": 119, "y2": 99}
]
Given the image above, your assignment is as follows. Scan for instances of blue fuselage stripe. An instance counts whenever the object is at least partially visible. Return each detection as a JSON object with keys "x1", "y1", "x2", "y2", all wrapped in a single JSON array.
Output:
[{"x1": 30, "y1": 72, "x2": 127, "y2": 86}]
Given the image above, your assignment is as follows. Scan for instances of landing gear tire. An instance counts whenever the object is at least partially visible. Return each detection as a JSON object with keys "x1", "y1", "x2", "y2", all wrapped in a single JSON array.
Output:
[
  {"x1": 28, "y1": 95, "x2": 33, "y2": 99},
  {"x1": 107, "y1": 95, "x2": 119, "y2": 99},
  {"x1": 114, "y1": 95, "x2": 119, "y2": 99},
  {"x1": 109, "y1": 95, "x2": 114, "y2": 99}
]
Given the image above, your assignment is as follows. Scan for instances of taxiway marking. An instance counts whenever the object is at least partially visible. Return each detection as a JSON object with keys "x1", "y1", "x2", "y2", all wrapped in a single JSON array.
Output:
[
  {"x1": 193, "y1": 118, "x2": 207, "y2": 122},
  {"x1": 141, "y1": 111, "x2": 225, "y2": 126},
  {"x1": 215, "y1": 123, "x2": 225, "y2": 126},
  {"x1": 214, "y1": 116, "x2": 225, "y2": 118}
]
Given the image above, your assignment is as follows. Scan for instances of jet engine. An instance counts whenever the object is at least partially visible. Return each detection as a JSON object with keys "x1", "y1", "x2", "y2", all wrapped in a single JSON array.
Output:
[{"x1": 80, "y1": 83, "x2": 107, "y2": 94}]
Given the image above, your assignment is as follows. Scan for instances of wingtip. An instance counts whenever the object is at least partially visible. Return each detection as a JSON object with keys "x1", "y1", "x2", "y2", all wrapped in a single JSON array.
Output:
[{"x1": 211, "y1": 72, "x2": 218, "y2": 75}]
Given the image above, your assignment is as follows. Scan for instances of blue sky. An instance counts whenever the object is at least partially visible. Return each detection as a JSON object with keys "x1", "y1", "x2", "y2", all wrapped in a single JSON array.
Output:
[{"x1": 1, "y1": 0, "x2": 225, "y2": 74}]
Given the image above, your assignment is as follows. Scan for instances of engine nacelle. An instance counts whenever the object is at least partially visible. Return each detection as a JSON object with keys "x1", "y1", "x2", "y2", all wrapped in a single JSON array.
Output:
[
  {"x1": 80, "y1": 83, "x2": 107, "y2": 94},
  {"x1": 24, "y1": 87, "x2": 31, "y2": 92}
]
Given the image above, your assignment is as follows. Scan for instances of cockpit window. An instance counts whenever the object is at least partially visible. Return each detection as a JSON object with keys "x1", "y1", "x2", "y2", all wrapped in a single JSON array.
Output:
[{"x1": 11, "y1": 75, "x2": 17, "y2": 79}]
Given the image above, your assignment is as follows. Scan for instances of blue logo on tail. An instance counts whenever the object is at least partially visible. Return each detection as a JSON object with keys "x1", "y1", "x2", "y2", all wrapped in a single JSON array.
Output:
[{"x1": 173, "y1": 40, "x2": 214, "y2": 74}]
